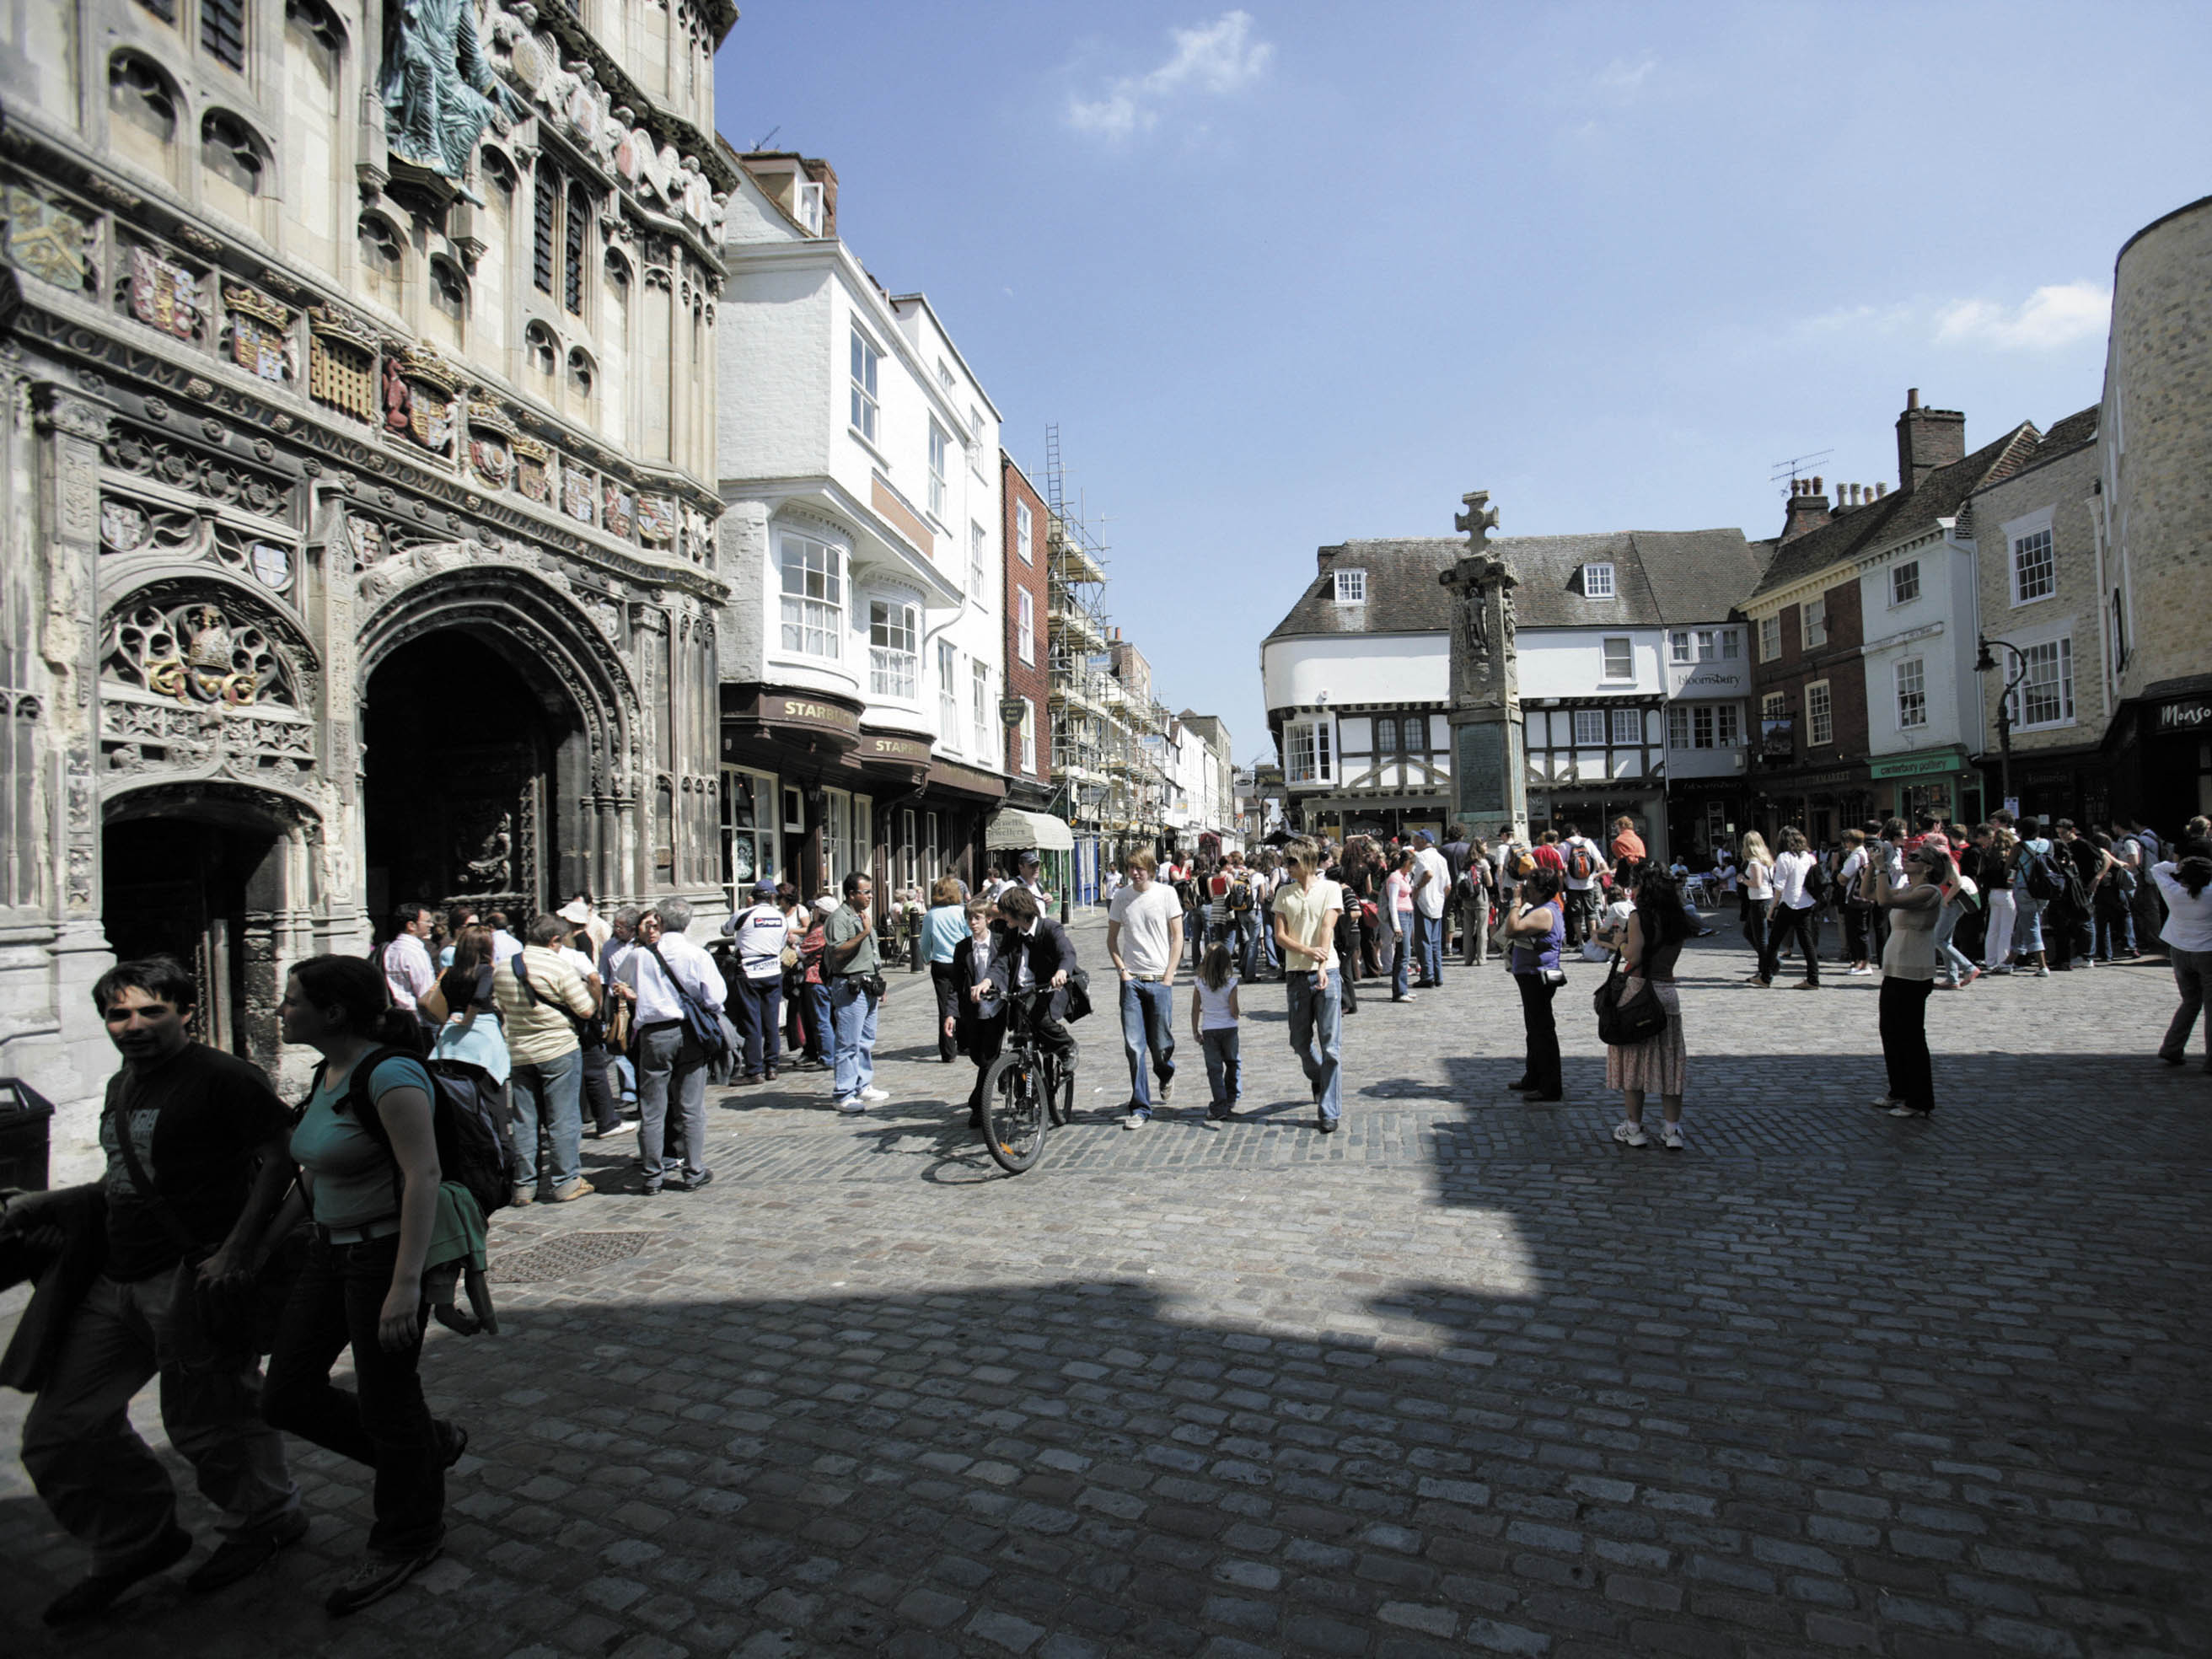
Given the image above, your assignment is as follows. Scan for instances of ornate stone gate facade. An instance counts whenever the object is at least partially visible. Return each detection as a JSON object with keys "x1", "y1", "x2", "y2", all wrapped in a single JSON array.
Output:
[{"x1": 0, "y1": 0, "x2": 738, "y2": 1139}]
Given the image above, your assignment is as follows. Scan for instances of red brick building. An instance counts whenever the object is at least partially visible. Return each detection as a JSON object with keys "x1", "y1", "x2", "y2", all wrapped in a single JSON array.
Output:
[{"x1": 1000, "y1": 454, "x2": 1052, "y2": 805}]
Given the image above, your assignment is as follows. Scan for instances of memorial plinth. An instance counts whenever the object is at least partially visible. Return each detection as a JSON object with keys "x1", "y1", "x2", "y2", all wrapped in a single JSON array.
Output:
[{"x1": 1439, "y1": 491, "x2": 1527, "y2": 837}]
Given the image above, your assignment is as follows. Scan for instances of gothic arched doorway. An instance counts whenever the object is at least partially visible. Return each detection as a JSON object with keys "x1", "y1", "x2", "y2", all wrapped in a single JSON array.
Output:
[
  {"x1": 363, "y1": 631, "x2": 583, "y2": 926},
  {"x1": 101, "y1": 786, "x2": 308, "y2": 1070}
]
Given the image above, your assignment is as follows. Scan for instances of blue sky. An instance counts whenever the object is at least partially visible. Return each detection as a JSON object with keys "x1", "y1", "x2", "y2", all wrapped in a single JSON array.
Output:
[{"x1": 714, "y1": 2, "x2": 2212, "y2": 765}]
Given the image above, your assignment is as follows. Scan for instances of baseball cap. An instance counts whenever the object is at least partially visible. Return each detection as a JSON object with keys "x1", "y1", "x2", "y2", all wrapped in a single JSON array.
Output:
[
  {"x1": 1018, "y1": 851, "x2": 1040, "y2": 867},
  {"x1": 556, "y1": 898, "x2": 593, "y2": 925},
  {"x1": 750, "y1": 879, "x2": 776, "y2": 898},
  {"x1": 812, "y1": 895, "x2": 838, "y2": 915}
]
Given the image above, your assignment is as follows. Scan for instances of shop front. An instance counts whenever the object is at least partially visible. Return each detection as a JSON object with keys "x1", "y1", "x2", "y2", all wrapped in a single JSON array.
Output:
[
  {"x1": 2107, "y1": 689, "x2": 2212, "y2": 830},
  {"x1": 1748, "y1": 764, "x2": 1876, "y2": 849},
  {"x1": 1664, "y1": 775, "x2": 1752, "y2": 867},
  {"x1": 1869, "y1": 746, "x2": 1979, "y2": 830}
]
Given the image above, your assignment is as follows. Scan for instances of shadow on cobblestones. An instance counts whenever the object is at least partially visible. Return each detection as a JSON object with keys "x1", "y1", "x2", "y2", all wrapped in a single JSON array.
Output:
[{"x1": 6, "y1": 1173, "x2": 2207, "y2": 1659}]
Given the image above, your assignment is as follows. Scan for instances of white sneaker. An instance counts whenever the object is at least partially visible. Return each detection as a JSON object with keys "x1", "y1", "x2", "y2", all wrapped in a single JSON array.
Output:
[
  {"x1": 860, "y1": 1087, "x2": 890, "y2": 1103},
  {"x1": 1613, "y1": 1120, "x2": 1650, "y2": 1147},
  {"x1": 1887, "y1": 1103, "x2": 1930, "y2": 1117},
  {"x1": 1157, "y1": 1076, "x2": 1174, "y2": 1103},
  {"x1": 2035, "y1": 965, "x2": 2050, "y2": 978},
  {"x1": 835, "y1": 1098, "x2": 867, "y2": 1114},
  {"x1": 1660, "y1": 1123, "x2": 1684, "y2": 1151}
]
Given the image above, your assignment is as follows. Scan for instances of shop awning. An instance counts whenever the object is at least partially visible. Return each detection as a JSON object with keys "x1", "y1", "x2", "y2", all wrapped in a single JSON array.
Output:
[{"x1": 985, "y1": 808, "x2": 1074, "y2": 851}]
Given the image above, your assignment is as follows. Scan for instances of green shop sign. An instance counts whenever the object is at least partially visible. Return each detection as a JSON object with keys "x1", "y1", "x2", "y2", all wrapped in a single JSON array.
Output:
[{"x1": 1868, "y1": 749, "x2": 1968, "y2": 781}]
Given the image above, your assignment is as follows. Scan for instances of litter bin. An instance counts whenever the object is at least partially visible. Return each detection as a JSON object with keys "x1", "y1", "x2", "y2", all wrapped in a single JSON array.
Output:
[{"x1": 0, "y1": 1079, "x2": 56, "y2": 1192}]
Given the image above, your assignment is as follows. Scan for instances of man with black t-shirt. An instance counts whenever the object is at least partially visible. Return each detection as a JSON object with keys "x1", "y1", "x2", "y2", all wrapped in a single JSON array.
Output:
[{"x1": 5, "y1": 956, "x2": 303, "y2": 1624}]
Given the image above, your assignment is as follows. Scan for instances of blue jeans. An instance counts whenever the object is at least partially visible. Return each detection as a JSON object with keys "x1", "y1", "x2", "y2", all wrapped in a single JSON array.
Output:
[
  {"x1": 1286, "y1": 969, "x2": 1342, "y2": 1123},
  {"x1": 1229, "y1": 911, "x2": 1259, "y2": 980},
  {"x1": 1200, "y1": 1027, "x2": 1241, "y2": 1109},
  {"x1": 2015, "y1": 894, "x2": 2046, "y2": 955},
  {"x1": 1390, "y1": 914, "x2": 1414, "y2": 997},
  {"x1": 830, "y1": 978, "x2": 880, "y2": 1101},
  {"x1": 1417, "y1": 912, "x2": 1444, "y2": 985},
  {"x1": 805, "y1": 980, "x2": 833, "y2": 1064},
  {"x1": 730, "y1": 973, "x2": 783, "y2": 1076},
  {"x1": 510, "y1": 1046, "x2": 583, "y2": 1190},
  {"x1": 1119, "y1": 978, "x2": 1177, "y2": 1113},
  {"x1": 1932, "y1": 901, "x2": 1975, "y2": 985}
]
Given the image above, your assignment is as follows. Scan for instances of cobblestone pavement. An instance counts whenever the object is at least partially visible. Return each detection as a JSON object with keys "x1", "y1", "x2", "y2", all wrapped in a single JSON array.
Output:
[{"x1": 6, "y1": 911, "x2": 2209, "y2": 1658}]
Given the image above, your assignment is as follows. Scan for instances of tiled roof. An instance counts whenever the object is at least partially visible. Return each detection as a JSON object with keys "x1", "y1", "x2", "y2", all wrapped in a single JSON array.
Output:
[
  {"x1": 1264, "y1": 528, "x2": 1769, "y2": 643},
  {"x1": 1748, "y1": 423, "x2": 2041, "y2": 600}
]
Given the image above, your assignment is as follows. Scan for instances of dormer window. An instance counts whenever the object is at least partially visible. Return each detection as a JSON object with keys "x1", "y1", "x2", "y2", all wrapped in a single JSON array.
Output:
[
  {"x1": 1581, "y1": 562, "x2": 1615, "y2": 599},
  {"x1": 1333, "y1": 568, "x2": 1366, "y2": 604}
]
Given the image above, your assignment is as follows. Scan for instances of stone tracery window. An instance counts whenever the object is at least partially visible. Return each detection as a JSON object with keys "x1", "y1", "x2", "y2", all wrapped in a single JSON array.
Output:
[{"x1": 105, "y1": 597, "x2": 299, "y2": 709}]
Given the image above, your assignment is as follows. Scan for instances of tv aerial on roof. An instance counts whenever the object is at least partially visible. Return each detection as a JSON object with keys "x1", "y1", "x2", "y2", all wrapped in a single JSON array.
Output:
[{"x1": 1769, "y1": 449, "x2": 1833, "y2": 494}]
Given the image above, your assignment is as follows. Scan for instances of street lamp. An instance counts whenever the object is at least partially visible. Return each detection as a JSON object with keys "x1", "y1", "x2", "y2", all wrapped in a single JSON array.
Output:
[{"x1": 1973, "y1": 636, "x2": 2030, "y2": 815}]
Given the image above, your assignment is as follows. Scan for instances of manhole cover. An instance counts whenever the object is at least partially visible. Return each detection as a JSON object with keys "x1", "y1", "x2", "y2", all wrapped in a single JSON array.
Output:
[{"x1": 492, "y1": 1232, "x2": 669, "y2": 1281}]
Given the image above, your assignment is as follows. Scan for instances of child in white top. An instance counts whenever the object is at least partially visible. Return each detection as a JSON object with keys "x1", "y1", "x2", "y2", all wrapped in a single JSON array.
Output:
[{"x1": 1190, "y1": 942, "x2": 1242, "y2": 1125}]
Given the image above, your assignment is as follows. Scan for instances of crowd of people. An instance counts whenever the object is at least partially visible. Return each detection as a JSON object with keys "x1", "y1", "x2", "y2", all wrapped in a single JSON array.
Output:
[{"x1": 5, "y1": 803, "x2": 2204, "y2": 1627}]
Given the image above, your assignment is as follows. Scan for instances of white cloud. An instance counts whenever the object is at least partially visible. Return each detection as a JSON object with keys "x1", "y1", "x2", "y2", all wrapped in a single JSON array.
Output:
[
  {"x1": 1066, "y1": 10, "x2": 1275, "y2": 141},
  {"x1": 1933, "y1": 282, "x2": 2112, "y2": 351},
  {"x1": 1593, "y1": 54, "x2": 1657, "y2": 98},
  {"x1": 1795, "y1": 282, "x2": 2111, "y2": 352}
]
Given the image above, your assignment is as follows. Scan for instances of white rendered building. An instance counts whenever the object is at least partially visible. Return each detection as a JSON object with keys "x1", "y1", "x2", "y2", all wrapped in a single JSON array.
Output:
[{"x1": 713, "y1": 153, "x2": 1009, "y2": 899}]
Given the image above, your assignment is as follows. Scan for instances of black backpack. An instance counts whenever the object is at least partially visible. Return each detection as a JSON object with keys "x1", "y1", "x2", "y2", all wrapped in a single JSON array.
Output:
[
  {"x1": 324, "y1": 1045, "x2": 512, "y2": 1219},
  {"x1": 1804, "y1": 858, "x2": 1833, "y2": 904},
  {"x1": 1227, "y1": 877, "x2": 1253, "y2": 913},
  {"x1": 2021, "y1": 845, "x2": 2063, "y2": 902},
  {"x1": 1566, "y1": 843, "x2": 1595, "y2": 880}
]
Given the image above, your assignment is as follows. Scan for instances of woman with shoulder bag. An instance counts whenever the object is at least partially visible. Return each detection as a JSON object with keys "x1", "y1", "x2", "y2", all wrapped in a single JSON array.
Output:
[
  {"x1": 1462, "y1": 839, "x2": 1494, "y2": 967},
  {"x1": 922, "y1": 875, "x2": 970, "y2": 1063},
  {"x1": 1608, "y1": 868, "x2": 1691, "y2": 1149},
  {"x1": 416, "y1": 923, "x2": 512, "y2": 1147},
  {"x1": 263, "y1": 957, "x2": 464, "y2": 1615},
  {"x1": 1503, "y1": 870, "x2": 1568, "y2": 1103}
]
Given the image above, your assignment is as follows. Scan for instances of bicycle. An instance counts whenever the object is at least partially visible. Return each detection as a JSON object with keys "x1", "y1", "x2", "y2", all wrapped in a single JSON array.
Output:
[{"x1": 978, "y1": 988, "x2": 1076, "y2": 1175}]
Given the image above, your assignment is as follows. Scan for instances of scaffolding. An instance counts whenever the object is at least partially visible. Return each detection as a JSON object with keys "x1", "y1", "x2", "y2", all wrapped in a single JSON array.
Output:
[{"x1": 1039, "y1": 423, "x2": 1178, "y2": 889}]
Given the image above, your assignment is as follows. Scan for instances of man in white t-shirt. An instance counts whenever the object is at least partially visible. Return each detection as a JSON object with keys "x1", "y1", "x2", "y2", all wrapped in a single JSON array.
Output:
[
  {"x1": 1409, "y1": 832, "x2": 1452, "y2": 989},
  {"x1": 1558, "y1": 821, "x2": 1610, "y2": 950},
  {"x1": 1106, "y1": 850, "x2": 1184, "y2": 1127}
]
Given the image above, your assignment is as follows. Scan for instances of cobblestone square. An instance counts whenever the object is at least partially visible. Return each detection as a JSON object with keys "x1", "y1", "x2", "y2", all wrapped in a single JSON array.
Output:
[{"x1": 6, "y1": 913, "x2": 2208, "y2": 1657}]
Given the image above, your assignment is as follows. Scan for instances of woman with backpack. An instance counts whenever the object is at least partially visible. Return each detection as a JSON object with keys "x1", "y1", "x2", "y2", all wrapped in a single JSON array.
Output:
[
  {"x1": 416, "y1": 923, "x2": 511, "y2": 1151},
  {"x1": 2087, "y1": 832, "x2": 2137, "y2": 961},
  {"x1": 1461, "y1": 839, "x2": 1494, "y2": 967},
  {"x1": 264, "y1": 956, "x2": 465, "y2": 1615},
  {"x1": 2007, "y1": 821, "x2": 2054, "y2": 978},
  {"x1": 1608, "y1": 867, "x2": 1692, "y2": 1149},
  {"x1": 1978, "y1": 824, "x2": 2019, "y2": 974}
]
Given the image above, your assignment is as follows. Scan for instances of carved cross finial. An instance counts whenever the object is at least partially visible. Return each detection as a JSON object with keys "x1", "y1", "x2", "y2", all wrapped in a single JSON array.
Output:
[{"x1": 1455, "y1": 490, "x2": 1500, "y2": 549}]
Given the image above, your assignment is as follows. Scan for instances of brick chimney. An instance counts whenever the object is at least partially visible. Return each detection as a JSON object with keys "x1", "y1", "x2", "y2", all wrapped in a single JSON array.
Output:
[
  {"x1": 1895, "y1": 389, "x2": 1966, "y2": 494},
  {"x1": 1780, "y1": 476, "x2": 1830, "y2": 542}
]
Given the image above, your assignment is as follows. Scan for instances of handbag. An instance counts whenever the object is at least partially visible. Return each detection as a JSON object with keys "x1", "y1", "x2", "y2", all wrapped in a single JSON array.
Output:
[{"x1": 1592, "y1": 953, "x2": 1669, "y2": 1045}]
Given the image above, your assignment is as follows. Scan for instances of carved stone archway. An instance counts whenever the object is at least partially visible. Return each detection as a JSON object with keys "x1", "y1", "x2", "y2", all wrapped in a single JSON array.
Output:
[{"x1": 357, "y1": 556, "x2": 645, "y2": 911}]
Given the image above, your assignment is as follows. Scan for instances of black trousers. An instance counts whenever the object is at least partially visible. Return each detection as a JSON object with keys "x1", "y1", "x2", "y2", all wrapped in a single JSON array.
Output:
[
  {"x1": 2048, "y1": 898, "x2": 2092, "y2": 968},
  {"x1": 1762, "y1": 905, "x2": 1821, "y2": 984},
  {"x1": 1843, "y1": 899, "x2": 1876, "y2": 964},
  {"x1": 1742, "y1": 904, "x2": 1769, "y2": 976},
  {"x1": 580, "y1": 1041, "x2": 620, "y2": 1131},
  {"x1": 262, "y1": 1234, "x2": 443, "y2": 1558},
  {"x1": 1515, "y1": 972, "x2": 1561, "y2": 1098},
  {"x1": 1878, "y1": 976, "x2": 1936, "y2": 1111},
  {"x1": 962, "y1": 1015, "x2": 1006, "y2": 1118},
  {"x1": 929, "y1": 961, "x2": 964, "y2": 1061}
]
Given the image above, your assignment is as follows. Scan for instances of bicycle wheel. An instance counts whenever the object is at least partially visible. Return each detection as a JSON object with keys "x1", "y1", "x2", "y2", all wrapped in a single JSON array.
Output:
[
  {"x1": 980, "y1": 1052, "x2": 1048, "y2": 1174},
  {"x1": 1044, "y1": 1055, "x2": 1076, "y2": 1126}
]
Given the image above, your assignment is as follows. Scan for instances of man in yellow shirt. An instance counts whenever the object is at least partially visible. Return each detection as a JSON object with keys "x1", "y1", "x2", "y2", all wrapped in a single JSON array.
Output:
[{"x1": 492, "y1": 915, "x2": 600, "y2": 1203}]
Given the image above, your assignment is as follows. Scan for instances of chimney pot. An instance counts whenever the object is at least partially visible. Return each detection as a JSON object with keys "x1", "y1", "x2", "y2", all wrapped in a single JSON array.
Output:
[
  {"x1": 1876, "y1": 481, "x2": 1887, "y2": 497},
  {"x1": 1907, "y1": 388, "x2": 1920, "y2": 411},
  {"x1": 1812, "y1": 475, "x2": 1823, "y2": 494}
]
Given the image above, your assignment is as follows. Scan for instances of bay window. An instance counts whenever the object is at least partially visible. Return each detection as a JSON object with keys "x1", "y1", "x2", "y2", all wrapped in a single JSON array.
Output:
[{"x1": 778, "y1": 534, "x2": 842, "y2": 658}]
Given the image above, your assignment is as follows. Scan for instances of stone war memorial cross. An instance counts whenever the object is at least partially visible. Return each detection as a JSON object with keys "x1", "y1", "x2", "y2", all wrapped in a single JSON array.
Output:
[{"x1": 1440, "y1": 490, "x2": 1529, "y2": 836}]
